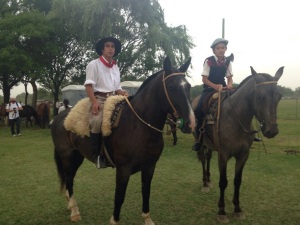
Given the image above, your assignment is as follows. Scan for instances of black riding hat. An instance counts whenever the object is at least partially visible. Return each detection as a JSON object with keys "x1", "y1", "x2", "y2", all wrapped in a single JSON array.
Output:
[{"x1": 95, "y1": 36, "x2": 121, "y2": 57}]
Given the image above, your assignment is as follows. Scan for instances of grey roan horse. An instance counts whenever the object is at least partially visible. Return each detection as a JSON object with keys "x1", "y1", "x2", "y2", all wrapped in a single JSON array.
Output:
[
  {"x1": 193, "y1": 66, "x2": 284, "y2": 223},
  {"x1": 51, "y1": 57, "x2": 195, "y2": 225}
]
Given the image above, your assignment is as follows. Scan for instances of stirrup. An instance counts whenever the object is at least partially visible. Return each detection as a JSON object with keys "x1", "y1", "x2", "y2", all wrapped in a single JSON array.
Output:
[{"x1": 96, "y1": 155, "x2": 107, "y2": 169}]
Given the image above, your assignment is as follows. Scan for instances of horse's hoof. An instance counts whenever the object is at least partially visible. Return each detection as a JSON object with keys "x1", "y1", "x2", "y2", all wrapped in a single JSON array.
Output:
[
  {"x1": 145, "y1": 218, "x2": 155, "y2": 225},
  {"x1": 201, "y1": 186, "x2": 210, "y2": 193},
  {"x1": 217, "y1": 214, "x2": 229, "y2": 223},
  {"x1": 142, "y1": 212, "x2": 155, "y2": 225},
  {"x1": 110, "y1": 216, "x2": 118, "y2": 225},
  {"x1": 70, "y1": 214, "x2": 81, "y2": 222},
  {"x1": 207, "y1": 182, "x2": 213, "y2": 188},
  {"x1": 234, "y1": 212, "x2": 246, "y2": 220}
]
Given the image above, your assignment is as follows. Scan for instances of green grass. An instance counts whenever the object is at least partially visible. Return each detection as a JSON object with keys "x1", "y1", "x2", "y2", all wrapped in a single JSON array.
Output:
[{"x1": 0, "y1": 100, "x2": 299, "y2": 225}]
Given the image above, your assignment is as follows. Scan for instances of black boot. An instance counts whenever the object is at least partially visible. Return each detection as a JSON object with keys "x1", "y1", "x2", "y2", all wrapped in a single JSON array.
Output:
[
  {"x1": 192, "y1": 121, "x2": 203, "y2": 151},
  {"x1": 90, "y1": 133, "x2": 107, "y2": 169}
]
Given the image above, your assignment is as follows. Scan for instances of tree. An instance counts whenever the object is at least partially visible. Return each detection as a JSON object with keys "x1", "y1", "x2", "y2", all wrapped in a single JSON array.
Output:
[
  {"x1": 53, "y1": 0, "x2": 194, "y2": 78},
  {"x1": 190, "y1": 85, "x2": 203, "y2": 101},
  {"x1": 0, "y1": 0, "x2": 53, "y2": 104},
  {"x1": 1, "y1": 0, "x2": 195, "y2": 111},
  {"x1": 277, "y1": 86, "x2": 294, "y2": 98},
  {"x1": 295, "y1": 87, "x2": 300, "y2": 97}
]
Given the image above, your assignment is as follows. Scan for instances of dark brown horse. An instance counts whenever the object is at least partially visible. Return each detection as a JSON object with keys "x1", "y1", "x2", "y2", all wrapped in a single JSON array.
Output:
[
  {"x1": 51, "y1": 57, "x2": 195, "y2": 224},
  {"x1": 36, "y1": 102, "x2": 50, "y2": 128},
  {"x1": 19, "y1": 105, "x2": 38, "y2": 127},
  {"x1": 192, "y1": 66, "x2": 284, "y2": 222}
]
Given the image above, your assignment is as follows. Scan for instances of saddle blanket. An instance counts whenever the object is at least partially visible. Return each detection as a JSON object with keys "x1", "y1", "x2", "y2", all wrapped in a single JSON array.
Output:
[{"x1": 64, "y1": 96, "x2": 126, "y2": 137}]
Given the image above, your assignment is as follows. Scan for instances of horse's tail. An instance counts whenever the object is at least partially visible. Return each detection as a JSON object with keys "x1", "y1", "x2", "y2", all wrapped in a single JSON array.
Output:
[{"x1": 54, "y1": 149, "x2": 66, "y2": 192}]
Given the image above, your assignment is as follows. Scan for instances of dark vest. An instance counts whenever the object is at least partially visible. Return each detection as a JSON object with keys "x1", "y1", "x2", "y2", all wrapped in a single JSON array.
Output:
[{"x1": 203, "y1": 56, "x2": 230, "y2": 89}]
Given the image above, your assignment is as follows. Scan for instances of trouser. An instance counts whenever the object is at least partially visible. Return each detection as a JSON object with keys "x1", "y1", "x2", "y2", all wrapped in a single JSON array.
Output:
[
  {"x1": 88, "y1": 95, "x2": 107, "y2": 158},
  {"x1": 194, "y1": 89, "x2": 214, "y2": 140},
  {"x1": 9, "y1": 117, "x2": 21, "y2": 135}
]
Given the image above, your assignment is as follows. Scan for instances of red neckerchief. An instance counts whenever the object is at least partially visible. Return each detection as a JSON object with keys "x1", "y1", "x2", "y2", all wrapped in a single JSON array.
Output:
[{"x1": 99, "y1": 56, "x2": 116, "y2": 68}]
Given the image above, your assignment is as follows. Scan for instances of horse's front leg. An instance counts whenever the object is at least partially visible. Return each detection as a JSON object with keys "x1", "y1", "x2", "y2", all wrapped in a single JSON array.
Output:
[
  {"x1": 197, "y1": 147, "x2": 210, "y2": 192},
  {"x1": 141, "y1": 165, "x2": 156, "y2": 225},
  {"x1": 206, "y1": 149, "x2": 213, "y2": 187},
  {"x1": 217, "y1": 155, "x2": 229, "y2": 223},
  {"x1": 172, "y1": 130, "x2": 178, "y2": 145},
  {"x1": 110, "y1": 168, "x2": 130, "y2": 225},
  {"x1": 232, "y1": 153, "x2": 249, "y2": 220}
]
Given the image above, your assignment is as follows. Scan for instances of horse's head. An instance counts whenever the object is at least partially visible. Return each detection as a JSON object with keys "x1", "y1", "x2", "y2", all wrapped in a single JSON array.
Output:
[
  {"x1": 162, "y1": 57, "x2": 196, "y2": 133},
  {"x1": 250, "y1": 66, "x2": 284, "y2": 138}
]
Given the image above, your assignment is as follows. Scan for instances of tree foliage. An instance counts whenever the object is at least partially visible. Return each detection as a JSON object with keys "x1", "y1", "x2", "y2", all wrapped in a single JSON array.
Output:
[{"x1": 0, "y1": 0, "x2": 194, "y2": 107}]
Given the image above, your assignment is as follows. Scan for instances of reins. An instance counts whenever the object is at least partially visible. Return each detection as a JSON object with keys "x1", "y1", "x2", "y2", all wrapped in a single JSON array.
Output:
[
  {"x1": 125, "y1": 71, "x2": 186, "y2": 133},
  {"x1": 124, "y1": 97, "x2": 164, "y2": 133}
]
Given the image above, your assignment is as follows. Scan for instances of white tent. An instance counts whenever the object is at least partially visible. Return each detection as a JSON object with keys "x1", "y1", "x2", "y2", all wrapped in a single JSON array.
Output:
[
  {"x1": 61, "y1": 85, "x2": 86, "y2": 106},
  {"x1": 120, "y1": 81, "x2": 143, "y2": 96}
]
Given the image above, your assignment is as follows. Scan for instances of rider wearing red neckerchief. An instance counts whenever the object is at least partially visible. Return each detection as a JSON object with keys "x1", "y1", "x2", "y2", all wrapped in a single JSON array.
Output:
[{"x1": 84, "y1": 36, "x2": 128, "y2": 169}]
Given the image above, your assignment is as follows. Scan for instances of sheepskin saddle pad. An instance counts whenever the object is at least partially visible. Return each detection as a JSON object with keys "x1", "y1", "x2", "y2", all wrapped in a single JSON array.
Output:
[{"x1": 64, "y1": 96, "x2": 126, "y2": 137}]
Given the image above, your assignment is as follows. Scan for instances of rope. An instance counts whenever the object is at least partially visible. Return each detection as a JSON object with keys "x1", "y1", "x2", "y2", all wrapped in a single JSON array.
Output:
[
  {"x1": 124, "y1": 97, "x2": 164, "y2": 133},
  {"x1": 122, "y1": 71, "x2": 186, "y2": 134}
]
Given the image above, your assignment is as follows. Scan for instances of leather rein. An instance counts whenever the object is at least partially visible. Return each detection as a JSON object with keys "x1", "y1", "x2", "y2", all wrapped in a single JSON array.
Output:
[{"x1": 124, "y1": 71, "x2": 186, "y2": 133}]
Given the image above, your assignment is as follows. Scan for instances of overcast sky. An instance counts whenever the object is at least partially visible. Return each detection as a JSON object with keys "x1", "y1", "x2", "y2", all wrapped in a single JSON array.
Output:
[
  {"x1": 159, "y1": 0, "x2": 299, "y2": 90},
  {"x1": 10, "y1": 0, "x2": 299, "y2": 96}
]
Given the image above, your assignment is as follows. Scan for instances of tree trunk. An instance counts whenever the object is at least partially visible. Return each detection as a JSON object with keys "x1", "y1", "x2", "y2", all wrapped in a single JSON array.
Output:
[{"x1": 30, "y1": 81, "x2": 38, "y2": 109}]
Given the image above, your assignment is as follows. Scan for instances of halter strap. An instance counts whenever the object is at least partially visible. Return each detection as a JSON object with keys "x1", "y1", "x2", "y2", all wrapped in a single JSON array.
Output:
[
  {"x1": 256, "y1": 81, "x2": 277, "y2": 87},
  {"x1": 162, "y1": 72, "x2": 186, "y2": 118}
]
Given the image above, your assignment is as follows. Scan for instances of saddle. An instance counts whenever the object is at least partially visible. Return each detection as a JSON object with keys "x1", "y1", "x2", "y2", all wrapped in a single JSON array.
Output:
[
  {"x1": 64, "y1": 96, "x2": 127, "y2": 137},
  {"x1": 202, "y1": 92, "x2": 220, "y2": 125},
  {"x1": 203, "y1": 89, "x2": 236, "y2": 126}
]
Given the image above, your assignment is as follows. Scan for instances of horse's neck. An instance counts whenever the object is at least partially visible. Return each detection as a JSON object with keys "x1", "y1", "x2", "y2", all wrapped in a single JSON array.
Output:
[
  {"x1": 131, "y1": 87, "x2": 167, "y2": 128},
  {"x1": 224, "y1": 81, "x2": 256, "y2": 126}
]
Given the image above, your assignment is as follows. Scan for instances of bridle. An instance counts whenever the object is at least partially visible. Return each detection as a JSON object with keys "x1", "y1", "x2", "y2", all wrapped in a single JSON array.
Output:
[
  {"x1": 162, "y1": 71, "x2": 186, "y2": 119},
  {"x1": 125, "y1": 71, "x2": 186, "y2": 133},
  {"x1": 228, "y1": 80, "x2": 278, "y2": 134}
]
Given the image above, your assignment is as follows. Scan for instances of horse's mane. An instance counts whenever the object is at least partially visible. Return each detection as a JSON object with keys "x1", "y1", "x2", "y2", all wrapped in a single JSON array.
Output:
[
  {"x1": 134, "y1": 70, "x2": 163, "y2": 96},
  {"x1": 234, "y1": 73, "x2": 274, "y2": 91}
]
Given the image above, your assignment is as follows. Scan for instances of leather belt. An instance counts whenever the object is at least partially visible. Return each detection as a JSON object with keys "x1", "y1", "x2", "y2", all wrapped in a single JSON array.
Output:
[{"x1": 94, "y1": 91, "x2": 115, "y2": 97}]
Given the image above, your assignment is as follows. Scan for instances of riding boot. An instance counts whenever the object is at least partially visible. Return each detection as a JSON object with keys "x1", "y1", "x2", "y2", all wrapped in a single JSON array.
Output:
[
  {"x1": 192, "y1": 119, "x2": 204, "y2": 151},
  {"x1": 90, "y1": 132, "x2": 107, "y2": 169}
]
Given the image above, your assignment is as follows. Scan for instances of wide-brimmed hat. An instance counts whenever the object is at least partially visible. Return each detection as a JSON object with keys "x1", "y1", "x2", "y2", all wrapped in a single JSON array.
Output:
[
  {"x1": 10, "y1": 97, "x2": 16, "y2": 101},
  {"x1": 95, "y1": 36, "x2": 121, "y2": 57},
  {"x1": 210, "y1": 38, "x2": 228, "y2": 49}
]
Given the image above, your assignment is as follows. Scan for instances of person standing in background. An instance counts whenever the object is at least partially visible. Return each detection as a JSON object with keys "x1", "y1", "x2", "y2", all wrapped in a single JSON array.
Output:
[
  {"x1": 6, "y1": 97, "x2": 23, "y2": 136},
  {"x1": 58, "y1": 99, "x2": 72, "y2": 114}
]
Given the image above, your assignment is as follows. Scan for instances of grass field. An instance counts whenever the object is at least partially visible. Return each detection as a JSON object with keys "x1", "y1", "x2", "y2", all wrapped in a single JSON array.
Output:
[{"x1": 0, "y1": 99, "x2": 299, "y2": 225}]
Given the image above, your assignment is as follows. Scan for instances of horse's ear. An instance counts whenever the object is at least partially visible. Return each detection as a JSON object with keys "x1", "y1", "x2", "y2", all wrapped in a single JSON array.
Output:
[
  {"x1": 179, "y1": 57, "x2": 191, "y2": 72},
  {"x1": 163, "y1": 56, "x2": 172, "y2": 72},
  {"x1": 274, "y1": 66, "x2": 284, "y2": 81},
  {"x1": 250, "y1": 66, "x2": 257, "y2": 76}
]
